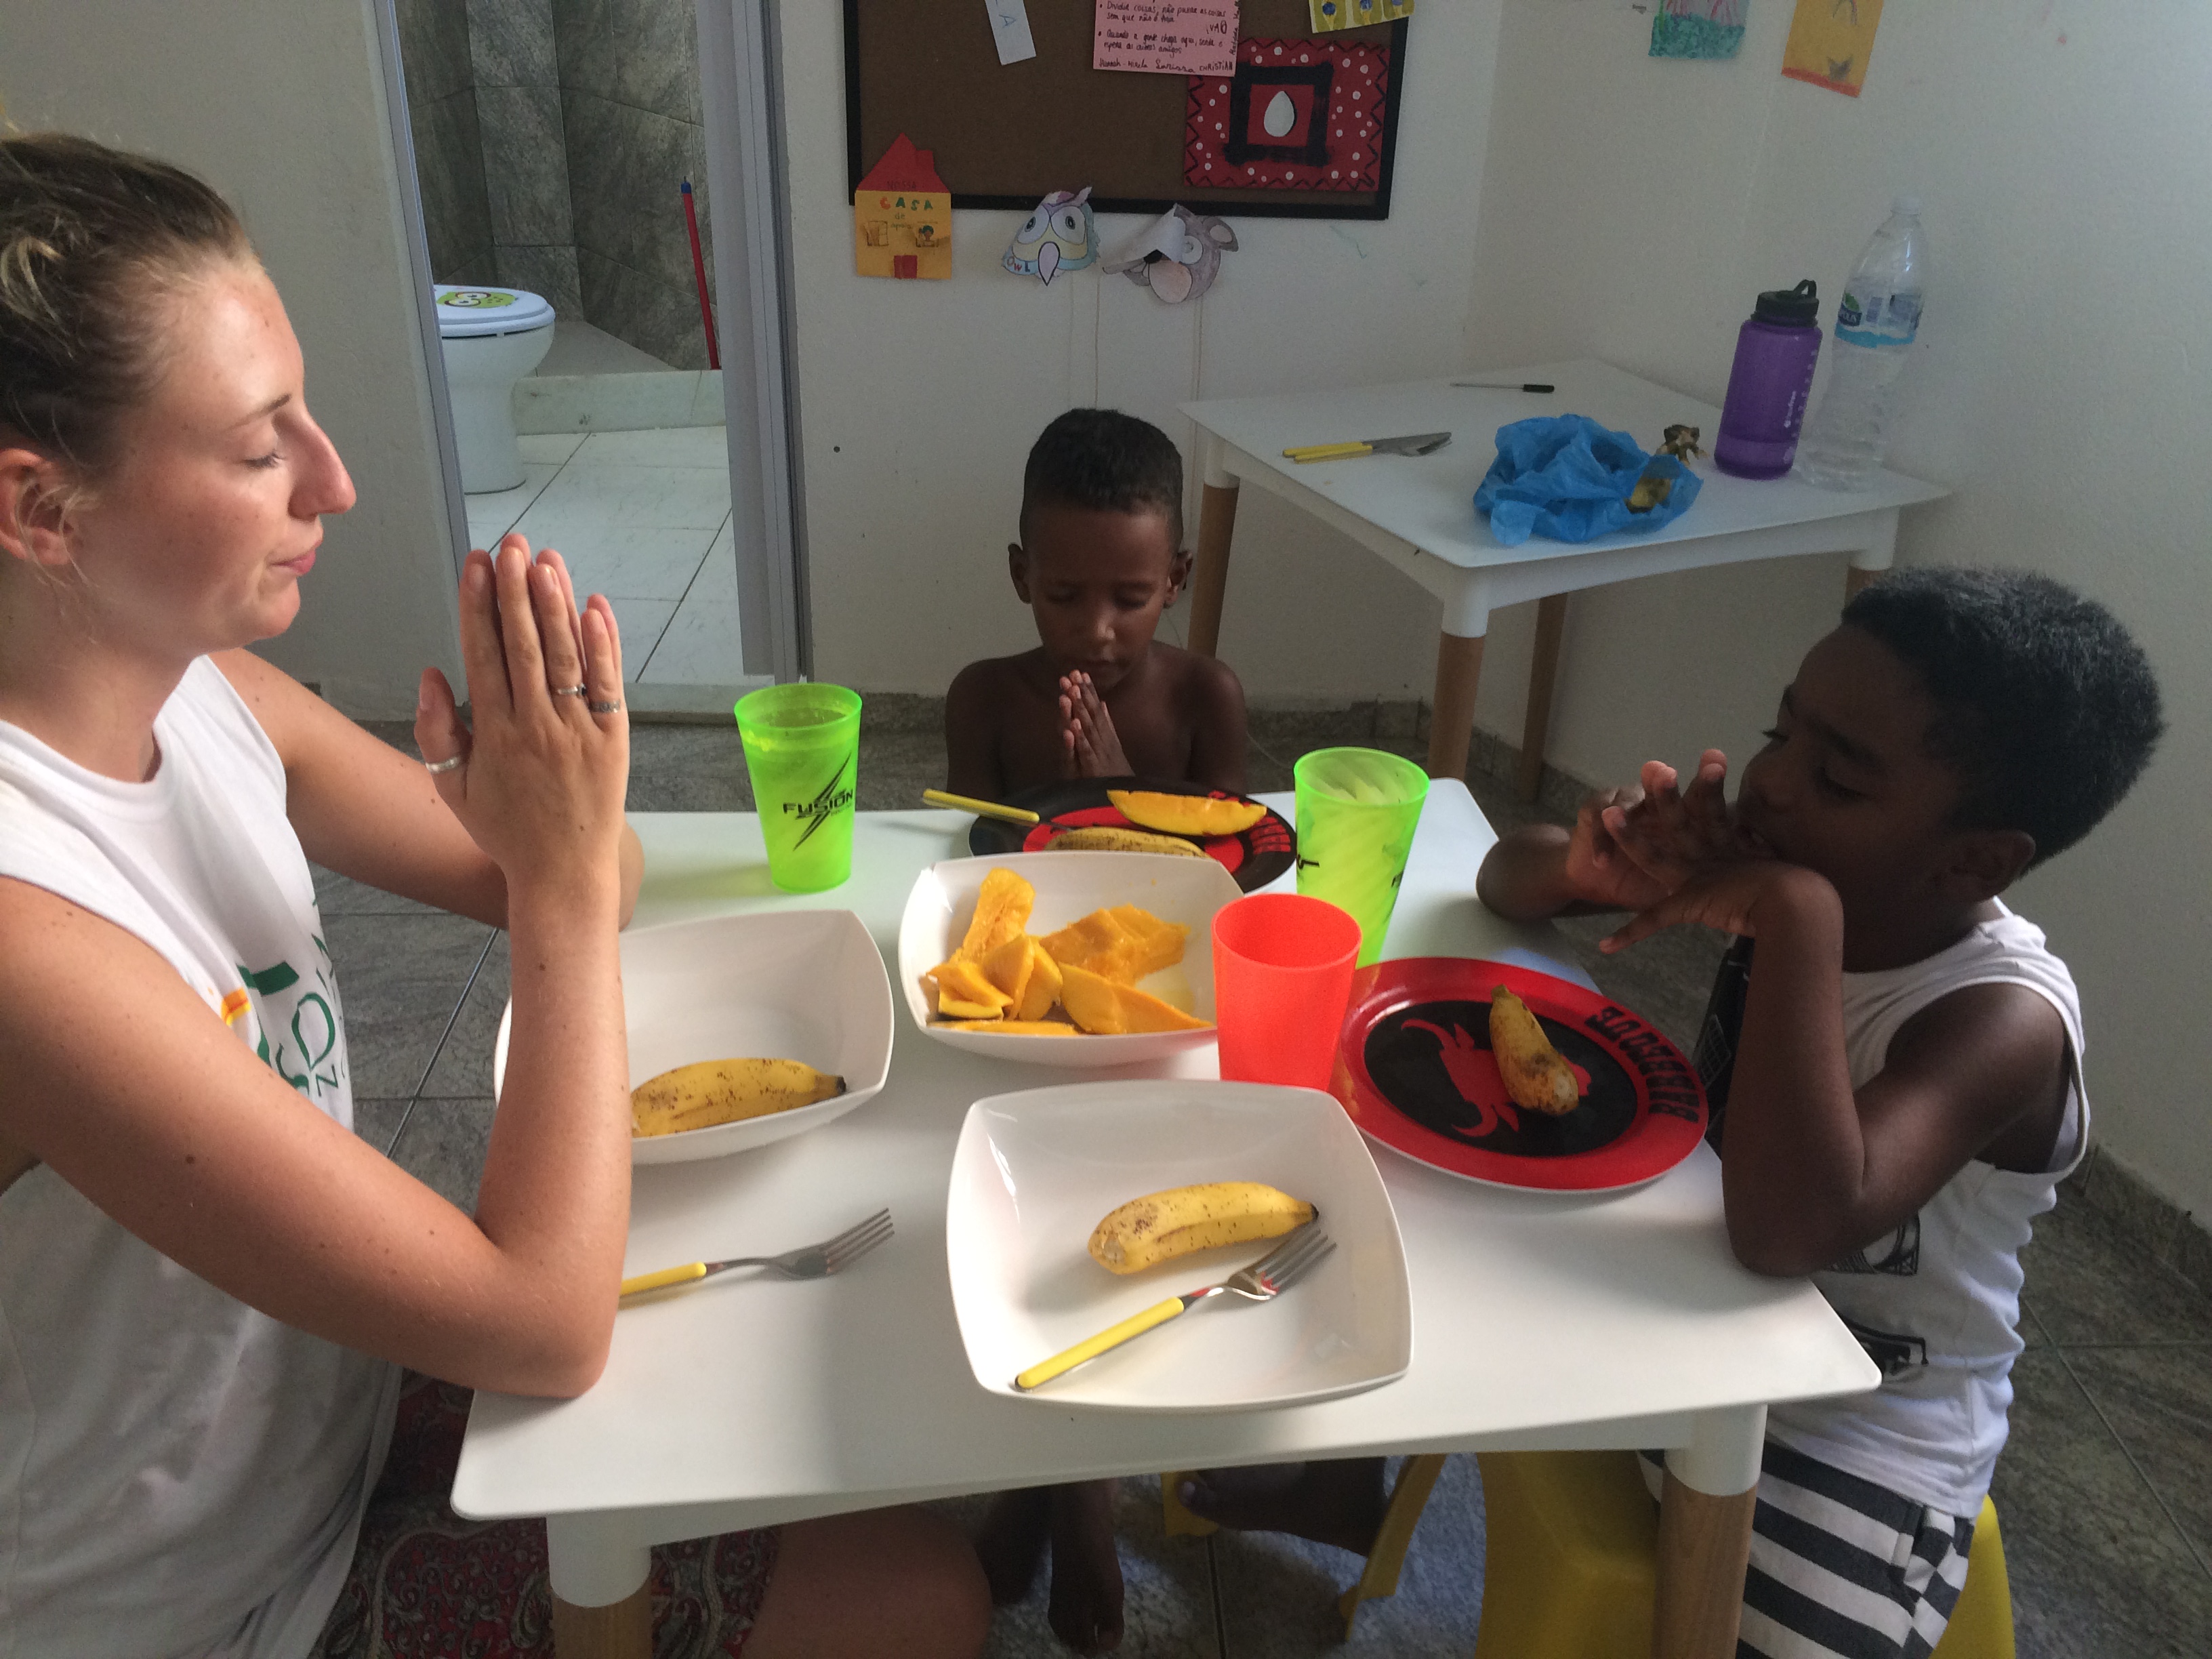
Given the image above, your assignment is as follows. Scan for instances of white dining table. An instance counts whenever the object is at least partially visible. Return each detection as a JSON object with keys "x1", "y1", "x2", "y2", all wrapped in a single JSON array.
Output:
[
  {"x1": 1181, "y1": 359, "x2": 1949, "y2": 794},
  {"x1": 454, "y1": 786, "x2": 1878, "y2": 1658}
]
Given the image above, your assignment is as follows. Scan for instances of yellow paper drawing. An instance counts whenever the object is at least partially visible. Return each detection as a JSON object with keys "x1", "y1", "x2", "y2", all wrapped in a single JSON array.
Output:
[
  {"x1": 1782, "y1": 0, "x2": 1885, "y2": 98},
  {"x1": 1311, "y1": 0, "x2": 1414, "y2": 33},
  {"x1": 853, "y1": 134, "x2": 951, "y2": 280}
]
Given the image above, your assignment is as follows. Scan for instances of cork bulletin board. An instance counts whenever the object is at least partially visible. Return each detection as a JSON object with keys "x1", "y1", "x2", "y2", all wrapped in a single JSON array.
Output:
[{"x1": 843, "y1": 1, "x2": 1409, "y2": 219}]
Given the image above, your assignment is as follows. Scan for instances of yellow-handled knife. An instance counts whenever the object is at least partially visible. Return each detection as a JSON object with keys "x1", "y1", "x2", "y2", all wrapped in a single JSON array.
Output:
[
  {"x1": 921, "y1": 787, "x2": 1040, "y2": 825},
  {"x1": 1282, "y1": 431, "x2": 1452, "y2": 464}
]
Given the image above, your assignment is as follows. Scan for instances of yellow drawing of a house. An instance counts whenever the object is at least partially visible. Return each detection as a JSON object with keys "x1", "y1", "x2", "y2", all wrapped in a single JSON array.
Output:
[{"x1": 855, "y1": 134, "x2": 951, "y2": 280}]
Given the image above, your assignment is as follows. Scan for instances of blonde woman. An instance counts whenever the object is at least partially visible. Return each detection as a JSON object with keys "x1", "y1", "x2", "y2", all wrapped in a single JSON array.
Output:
[{"x1": 0, "y1": 134, "x2": 984, "y2": 1659}]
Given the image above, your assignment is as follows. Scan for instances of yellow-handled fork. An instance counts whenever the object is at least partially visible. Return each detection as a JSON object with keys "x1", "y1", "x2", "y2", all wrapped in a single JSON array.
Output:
[
  {"x1": 619, "y1": 1208, "x2": 894, "y2": 1300},
  {"x1": 1012, "y1": 1224, "x2": 1334, "y2": 1393}
]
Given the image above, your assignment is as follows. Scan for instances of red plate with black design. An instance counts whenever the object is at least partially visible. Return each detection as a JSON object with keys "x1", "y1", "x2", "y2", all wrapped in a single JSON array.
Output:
[
  {"x1": 966, "y1": 776, "x2": 1296, "y2": 893},
  {"x1": 1330, "y1": 958, "x2": 1707, "y2": 1192}
]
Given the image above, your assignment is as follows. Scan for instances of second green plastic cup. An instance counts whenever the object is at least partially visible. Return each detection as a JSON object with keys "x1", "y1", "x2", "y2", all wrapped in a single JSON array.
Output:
[
  {"x1": 735, "y1": 683, "x2": 861, "y2": 892},
  {"x1": 1292, "y1": 747, "x2": 1430, "y2": 966}
]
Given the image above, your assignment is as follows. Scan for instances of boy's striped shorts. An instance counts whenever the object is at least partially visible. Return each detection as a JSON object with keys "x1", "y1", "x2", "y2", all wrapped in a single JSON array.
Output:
[{"x1": 1637, "y1": 1441, "x2": 1976, "y2": 1659}]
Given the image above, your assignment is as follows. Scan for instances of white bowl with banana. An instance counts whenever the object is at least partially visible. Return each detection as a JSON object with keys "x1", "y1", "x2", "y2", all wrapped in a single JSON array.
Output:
[
  {"x1": 897, "y1": 852, "x2": 1241, "y2": 1067},
  {"x1": 493, "y1": 907, "x2": 895, "y2": 1164}
]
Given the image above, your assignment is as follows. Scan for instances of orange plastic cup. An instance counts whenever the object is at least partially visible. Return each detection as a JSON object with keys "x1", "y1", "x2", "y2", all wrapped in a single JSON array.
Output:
[{"x1": 1211, "y1": 894, "x2": 1364, "y2": 1090}]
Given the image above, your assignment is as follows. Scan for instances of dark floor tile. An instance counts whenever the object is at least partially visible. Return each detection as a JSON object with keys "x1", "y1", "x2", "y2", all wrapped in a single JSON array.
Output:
[
  {"x1": 353, "y1": 1097, "x2": 413, "y2": 1157},
  {"x1": 857, "y1": 731, "x2": 951, "y2": 811},
  {"x1": 1247, "y1": 705, "x2": 1392, "y2": 763},
  {"x1": 1992, "y1": 1350, "x2": 2212, "y2": 1658},
  {"x1": 2071, "y1": 1149, "x2": 2189, "y2": 1266},
  {"x1": 2068, "y1": 1345, "x2": 2212, "y2": 1572},
  {"x1": 323, "y1": 913, "x2": 495, "y2": 1098},
  {"x1": 2022, "y1": 1198, "x2": 2212, "y2": 1347},
  {"x1": 1550, "y1": 914, "x2": 1729, "y2": 1054},
  {"x1": 356, "y1": 719, "x2": 420, "y2": 758},
  {"x1": 420, "y1": 933, "x2": 510, "y2": 1099},
  {"x1": 931, "y1": 1476, "x2": 1220, "y2": 1658},
  {"x1": 627, "y1": 723, "x2": 754, "y2": 813},
  {"x1": 1244, "y1": 750, "x2": 1296, "y2": 794},
  {"x1": 1210, "y1": 1455, "x2": 1485, "y2": 1656},
  {"x1": 389, "y1": 1097, "x2": 498, "y2": 1213}
]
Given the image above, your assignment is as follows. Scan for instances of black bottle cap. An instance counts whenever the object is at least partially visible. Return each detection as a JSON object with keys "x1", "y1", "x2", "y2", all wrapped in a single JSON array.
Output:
[{"x1": 1753, "y1": 280, "x2": 1820, "y2": 327}]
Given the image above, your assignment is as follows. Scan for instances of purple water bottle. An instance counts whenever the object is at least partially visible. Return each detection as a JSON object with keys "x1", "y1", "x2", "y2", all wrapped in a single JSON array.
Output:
[{"x1": 1714, "y1": 280, "x2": 1822, "y2": 479}]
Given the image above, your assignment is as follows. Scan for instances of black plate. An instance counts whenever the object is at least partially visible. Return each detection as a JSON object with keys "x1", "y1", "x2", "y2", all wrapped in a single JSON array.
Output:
[{"x1": 964, "y1": 776, "x2": 1296, "y2": 893}]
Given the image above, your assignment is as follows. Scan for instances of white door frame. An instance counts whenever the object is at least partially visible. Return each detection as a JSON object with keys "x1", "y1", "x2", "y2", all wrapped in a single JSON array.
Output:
[{"x1": 698, "y1": 0, "x2": 810, "y2": 683}]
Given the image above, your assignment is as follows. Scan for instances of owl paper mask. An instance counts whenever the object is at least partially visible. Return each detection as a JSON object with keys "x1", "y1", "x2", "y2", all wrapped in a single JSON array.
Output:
[
  {"x1": 1002, "y1": 188, "x2": 1098, "y2": 285},
  {"x1": 1101, "y1": 205, "x2": 1237, "y2": 305}
]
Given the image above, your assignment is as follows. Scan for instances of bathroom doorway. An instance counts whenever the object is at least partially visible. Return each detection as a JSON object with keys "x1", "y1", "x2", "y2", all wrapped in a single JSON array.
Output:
[{"x1": 383, "y1": 0, "x2": 802, "y2": 700}]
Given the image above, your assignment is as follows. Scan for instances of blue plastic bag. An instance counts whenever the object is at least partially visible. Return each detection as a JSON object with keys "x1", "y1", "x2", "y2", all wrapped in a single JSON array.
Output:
[{"x1": 1473, "y1": 414, "x2": 1701, "y2": 547}]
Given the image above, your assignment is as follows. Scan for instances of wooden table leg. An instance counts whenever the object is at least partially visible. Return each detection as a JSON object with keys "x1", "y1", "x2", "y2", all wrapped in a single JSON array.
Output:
[
  {"x1": 1427, "y1": 631, "x2": 1486, "y2": 781},
  {"x1": 1516, "y1": 594, "x2": 1568, "y2": 802},
  {"x1": 1651, "y1": 1404, "x2": 1764, "y2": 1658},
  {"x1": 547, "y1": 1518, "x2": 652, "y2": 1659},
  {"x1": 552, "y1": 1584, "x2": 651, "y2": 1658},
  {"x1": 1652, "y1": 1471, "x2": 1755, "y2": 1658},
  {"x1": 1186, "y1": 481, "x2": 1240, "y2": 658}
]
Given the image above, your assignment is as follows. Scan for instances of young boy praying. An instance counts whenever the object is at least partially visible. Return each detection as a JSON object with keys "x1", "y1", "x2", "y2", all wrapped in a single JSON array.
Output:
[
  {"x1": 954, "y1": 409, "x2": 1249, "y2": 1654},
  {"x1": 1184, "y1": 567, "x2": 2163, "y2": 1659},
  {"x1": 945, "y1": 407, "x2": 1246, "y2": 800}
]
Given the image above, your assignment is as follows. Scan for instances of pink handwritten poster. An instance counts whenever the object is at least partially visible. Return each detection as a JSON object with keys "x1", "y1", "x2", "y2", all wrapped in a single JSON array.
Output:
[{"x1": 1094, "y1": 0, "x2": 1240, "y2": 78}]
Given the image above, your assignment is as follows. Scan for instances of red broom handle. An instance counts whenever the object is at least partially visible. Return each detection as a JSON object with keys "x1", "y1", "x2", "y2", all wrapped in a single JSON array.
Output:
[{"x1": 682, "y1": 178, "x2": 719, "y2": 370}]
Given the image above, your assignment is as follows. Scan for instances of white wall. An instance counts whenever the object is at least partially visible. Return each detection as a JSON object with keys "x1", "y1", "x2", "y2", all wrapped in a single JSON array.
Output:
[
  {"x1": 1465, "y1": 2, "x2": 2212, "y2": 1214},
  {"x1": 778, "y1": 4, "x2": 1504, "y2": 702},
  {"x1": 5, "y1": 0, "x2": 462, "y2": 717}
]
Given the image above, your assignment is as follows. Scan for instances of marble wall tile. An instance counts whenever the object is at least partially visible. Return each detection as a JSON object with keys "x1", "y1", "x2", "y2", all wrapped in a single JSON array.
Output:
[
  {"x1": 494, "y1": 243, "x2": 583, "y2": 314},
  {"x1": 409, "y1": 87, "x2": 495, "y2": 283},
  {"x1": 468, "y1": 0, "x2": 558, "y2": 87},
  {"x1": 562, "y1": 91, "x2": 715, "y2": 291},
  {"x1": 578, "y1": 245, "x2": 710, "y2": 371},
  {"x1": 396, "y1": 0, "x2": 474, "y2": 104},
  {"x1": 478, "y1": 83, "x2": 574, "y2": 245},
  {"x1": 552, "y1": 0, "x2": 701, "y2": 123}
]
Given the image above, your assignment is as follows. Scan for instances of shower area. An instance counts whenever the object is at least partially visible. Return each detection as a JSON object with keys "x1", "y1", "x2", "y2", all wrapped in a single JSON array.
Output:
[{"x1": 394, "y1": 0, "x2": 745, "y2": 691}]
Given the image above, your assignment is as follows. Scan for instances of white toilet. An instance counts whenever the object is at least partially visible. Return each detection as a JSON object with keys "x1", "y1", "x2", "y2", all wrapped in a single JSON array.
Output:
[{"x1": 432, "y1": 285, "x2": 556, "y2": 493}]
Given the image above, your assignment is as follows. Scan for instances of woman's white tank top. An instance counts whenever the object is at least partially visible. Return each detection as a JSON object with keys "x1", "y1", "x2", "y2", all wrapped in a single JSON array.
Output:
[
  {"x1": 1764, "y1": 904, "x2": 2088, "y2": 1515},
  {"x1": 0, "y1": 658, "x2": 396, "y2": 1659}
]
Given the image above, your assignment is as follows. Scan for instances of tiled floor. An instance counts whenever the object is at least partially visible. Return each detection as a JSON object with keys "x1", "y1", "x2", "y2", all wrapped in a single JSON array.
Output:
[
  {"x1": 329, "y1": 716, "x2": 2212, "y2": 1656},
  {"x1": 462, "y1": 426, "x2": 740, "y2": 687}
]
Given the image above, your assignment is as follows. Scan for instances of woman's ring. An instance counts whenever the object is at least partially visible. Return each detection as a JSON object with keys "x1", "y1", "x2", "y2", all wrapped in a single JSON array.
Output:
[
  {"x1": 588, "y1": 698, "x2": 624, "y2": 715},
  {"x1": 424, "y1": 754, "x2": 467, "y2": 775},
  {"x1": 552, "y1": 682, "x2": 588, "y2": 697}
]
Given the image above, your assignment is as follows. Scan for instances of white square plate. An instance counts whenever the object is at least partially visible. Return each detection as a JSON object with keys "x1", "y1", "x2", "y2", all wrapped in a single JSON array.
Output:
[
  {"x1": 493, "y1": 909, "x2": 894, "y2": 1164},
  {"x1": 945, "y1": 1080, "x2": 1414, "y2": 1411},
  {"x1": 897, "y1": 853, "x2": 1241, "y2": 1067}
]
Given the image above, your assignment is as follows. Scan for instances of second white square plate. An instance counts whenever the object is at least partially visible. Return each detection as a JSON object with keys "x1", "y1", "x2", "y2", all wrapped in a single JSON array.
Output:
[{"x1": 945, "y1": 1080, "x2": 1413, "y2": 1412}]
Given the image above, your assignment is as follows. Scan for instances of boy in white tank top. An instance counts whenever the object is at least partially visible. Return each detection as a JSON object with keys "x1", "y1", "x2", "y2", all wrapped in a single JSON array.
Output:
[{"x1": 1476, "y1": 566, "x2": 2163, "y2": 1659}]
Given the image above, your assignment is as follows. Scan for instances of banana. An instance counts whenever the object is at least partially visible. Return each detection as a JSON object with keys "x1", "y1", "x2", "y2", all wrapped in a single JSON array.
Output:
[
  {"x1": 1088, "y1": 1181, "x2": 1315, "y2": 1275},
  {"x1": 1050, "y1": 825, "x2": 1204, "y2": 857},
  {"x1": 630, "y1": 1057, "x2": 845, "y2": 1138},
  {"x1": 1488, "y1": 986, "x2": 1581, "y2": 1116}
]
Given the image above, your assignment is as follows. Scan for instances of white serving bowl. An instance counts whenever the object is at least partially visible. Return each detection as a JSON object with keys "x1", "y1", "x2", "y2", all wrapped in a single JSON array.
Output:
[
  {"x1": 493, "y1": 907, "x2": 894, "y2": 1164},
  {"x1": 896, "y1": 852, "x2": 1241, "y2": 1067}
]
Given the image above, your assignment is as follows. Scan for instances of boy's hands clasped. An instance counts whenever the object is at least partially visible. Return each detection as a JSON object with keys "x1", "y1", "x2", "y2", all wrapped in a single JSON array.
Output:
[
  {"x1": 1568, "y1": 749, "x2": 1814, "y2": 952},
  {"x1": 1059, "y1": 670, "x2": 1132, "y2": 779}
]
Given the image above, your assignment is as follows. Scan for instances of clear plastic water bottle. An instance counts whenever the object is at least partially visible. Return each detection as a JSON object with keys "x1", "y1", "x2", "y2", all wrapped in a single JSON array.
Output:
[{"x1": 1795, "y1": 197, "x2": 1926, "y2": 489}]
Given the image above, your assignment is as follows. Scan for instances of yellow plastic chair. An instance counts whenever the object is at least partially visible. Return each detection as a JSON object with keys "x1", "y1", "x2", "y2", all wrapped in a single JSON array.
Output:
[{"x1": 1463, "y1": 1450, "x2": 2013, "y2": 1659}]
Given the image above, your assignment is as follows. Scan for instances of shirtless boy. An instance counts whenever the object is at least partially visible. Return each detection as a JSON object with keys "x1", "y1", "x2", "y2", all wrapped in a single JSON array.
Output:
[
  {"x1": 956, "y1": 409, "x2": 1249, "y2": 1654},
  {"x1": 945, "y1": 407, "x2": 1246, "y2": 800}
]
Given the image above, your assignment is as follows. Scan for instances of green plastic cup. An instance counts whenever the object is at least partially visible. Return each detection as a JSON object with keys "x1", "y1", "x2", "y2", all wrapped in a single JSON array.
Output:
[
  {"x1": 735, "y1": 683, "x2": 861, "y2": 892},
  {"x1": 1292, "y1": 747, "x2": 1430, "y2": 967}
]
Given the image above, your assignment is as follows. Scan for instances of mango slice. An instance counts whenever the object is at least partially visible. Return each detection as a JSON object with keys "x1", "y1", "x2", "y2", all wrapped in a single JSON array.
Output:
[
  {"x1": 1059, "y1": 962, "x2": 1211, "y2": 1035},
  {"x1": 929, "y1": 957, "x2": 1010, "y2": 1019},
  {"x1": 955, "y1": 868, "x2": 1033, "y2": 962},
  {"x1": 980, "y1": 931, "x2": 1038, "y2": 1008},
  {"x1": 1108, "y1": 790, "x2": 1265, "y2": 838},
  {"x1": 1040, "y1": 906, "x2": 1188, "y2": 986},
  {"x1": 1016, "y1": 940, "x2": 1063, "y2": 1022},
  {"x1": 941, "y1": 1018, "x2": 1080, "y2": 1035}
]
